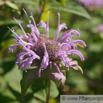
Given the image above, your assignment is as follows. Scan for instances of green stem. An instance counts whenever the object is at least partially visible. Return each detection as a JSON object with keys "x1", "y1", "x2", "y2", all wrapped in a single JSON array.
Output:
[{"x1": 46, "y1": 80, "x2": 50, "y2": 103}]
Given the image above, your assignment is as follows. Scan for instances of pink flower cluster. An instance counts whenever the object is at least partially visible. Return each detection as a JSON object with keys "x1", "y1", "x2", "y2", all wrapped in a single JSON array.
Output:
[{"x1": 9, "y1": 10, "x2": 86, "y2": 77}]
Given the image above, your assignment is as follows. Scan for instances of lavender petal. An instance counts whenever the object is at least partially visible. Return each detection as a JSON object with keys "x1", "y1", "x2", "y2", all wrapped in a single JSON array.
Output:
[{"x1": 69, "y1": 50, "x2": 85, "y2": 61}]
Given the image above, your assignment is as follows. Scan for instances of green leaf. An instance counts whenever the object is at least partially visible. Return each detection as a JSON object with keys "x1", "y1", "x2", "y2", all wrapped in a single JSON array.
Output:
[
  {"x1": 14, "y1": 0, "x2": 38, "y2": 5},
  {"x1": 32, "y1": 78, "x2": 48, "y2": 102},
  {"x1": 50, "y1": 1, "x2": 91, "y2": 19},
  {"x1": 20, "y1": 69, "x2": 39, "y2": 102},
  {"x1": 0, "y1": 63, "x2": 21, "y2": 102},
  {"x1": 5, "y1": 1, "x2": 20, "y2": 15},
  {"x1": 5, "y1": 1, "x2": 19, "y2": 10},
  {"x1": 32, "y1": 79, "x2": 59, "y2": 102},
  {"x1": 4, "y1": 64, "x2": 21, "y2": 92},
  {"x1": 49, "y1": 81, "x2": 59, "y2": 99},
  {"x1": 56, "y1": 0, "x2": 66, "y2": 7}
]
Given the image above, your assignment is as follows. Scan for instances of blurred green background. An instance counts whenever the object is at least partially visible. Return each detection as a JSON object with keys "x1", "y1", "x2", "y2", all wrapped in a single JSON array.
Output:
[{"x1": 0, "y1": 0, "x2": 103, "y2": 103}]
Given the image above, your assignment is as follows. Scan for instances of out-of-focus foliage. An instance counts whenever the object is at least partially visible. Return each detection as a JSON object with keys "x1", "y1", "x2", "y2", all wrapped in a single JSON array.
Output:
[{"x1": 0, "y1": 0, "x2": 103, "y2": 103}]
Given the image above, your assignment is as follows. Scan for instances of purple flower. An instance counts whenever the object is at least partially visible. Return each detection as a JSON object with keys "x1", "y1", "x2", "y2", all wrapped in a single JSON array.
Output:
[
  {"x1": 8, "y1": 11, "x2": 86, "y2": 78},
  {"x1": 96, "y1": 24, "x2": 103, "y2": 32},
  {"x1": 76, "y1": 0, "x2": 103, "y2": 9}
]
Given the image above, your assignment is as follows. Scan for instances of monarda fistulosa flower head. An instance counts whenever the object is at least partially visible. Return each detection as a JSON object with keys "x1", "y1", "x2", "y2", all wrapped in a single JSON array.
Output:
[{"x1": 8, "y1": 10, "x2": 86, "y2": 87}]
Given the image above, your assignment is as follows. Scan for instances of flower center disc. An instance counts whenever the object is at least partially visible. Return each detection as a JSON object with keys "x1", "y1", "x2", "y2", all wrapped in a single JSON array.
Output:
[{"x1": 33, "y1": 35, "x2": 59, "y2": 61}]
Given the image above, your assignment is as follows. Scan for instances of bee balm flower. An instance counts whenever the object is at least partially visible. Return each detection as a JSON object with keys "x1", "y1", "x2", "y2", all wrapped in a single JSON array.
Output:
[{"x1": 8, "y1": 11, "x2": 86, "y2": 78}]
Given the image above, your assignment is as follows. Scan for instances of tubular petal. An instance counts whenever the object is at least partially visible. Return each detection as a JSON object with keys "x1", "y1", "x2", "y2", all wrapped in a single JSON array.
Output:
[
  {"x1": 50, "y1": 61, "x2": 52, "y2": 69},
  {"x1": 71, "y1": 40, "x2": 87, "y2": 48},
  {"x1": 13, "y1": 17, "x2": 28, "y2": 38},
  {"x1": 53, "y1": 62, "x2": 60, "y2": 73},
  {"x1": 55, "y1": 13, "x2": 67, "y2": 41},
  {"x1": 59, "y1": 30, "x2": 70, "y2": 41},
  {"x1": 16, "y1": 52, "x2": 29, "y2": 65},
  {"x1": 8, "y1": 27, "x2": 34, "y2": 47},
  {"x1": 30, "y1": 15, "x2": 40, "y2": 36},
  {"x1": 9, "y1": 43, "x2": 20, "y2": 52},
  {"x1": 18, "y1": 59, "x2": 28, "y2": 70},
  {"x1": 23, "y1": 57, "x2": 34, "y2": 70},
  {"x1": 38, "y1": 43, "x2": 49, "y2": 77},
  {"x1": 46, "y1": 11, "x2": 50, "y2": 38},
  {"x1": 60, "y1": 29, "x2": 80, "y2": 42},
  {"x1": 69, "y1": 42, "x2": 77, "y2": 50},
  {"x1": 38, "y1": 20, "x2": 46, "y2": 28},
  {"x1": 38, "y1": 11, "x2": 50, "y2": 38},
  {"x1": 27, "y1": 24, "x2": 37, "y2": 42},
  {"x1": 55, "y1": 12, "x2": 60, "y2": 41},
  {"x1": 19, "y1": 42, "x2": 40, "y2": 60},
  {"x1": 69, "y1": 50, "x2": 85, "y2": 61}
]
